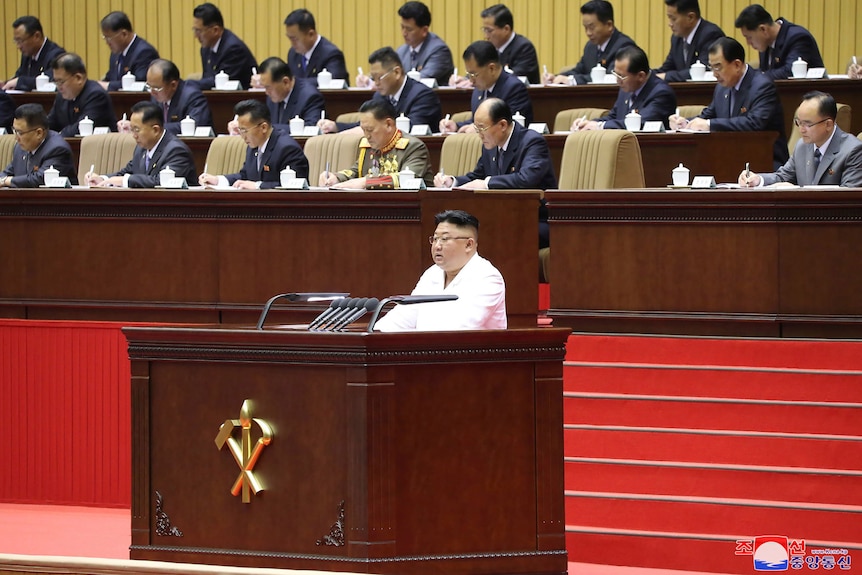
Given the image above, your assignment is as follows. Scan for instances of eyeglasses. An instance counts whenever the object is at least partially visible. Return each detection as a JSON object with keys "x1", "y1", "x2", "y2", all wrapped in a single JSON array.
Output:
[
  {"x1": 191, "y1": 25, "x2": 215, "y2": 35},
  {"x1": 238, "y1": 122, "x2": 265, "y2": 135},
  {"x1": 472, "y1": 121, "x2": 498, "y2": 134},
  {"x1": 145, "y1": 84, "x2": 165, "y2": 93},
  {"x1": 479, "y1": 26, "x2": 497, "y2": 34},
  {"x1": 101, "y1": 33, "x2": 118, "y2": 42},
  {"x1": 611, "y1": 70, "x2": 629, "y2": 81},
  {"x1": 53, "y1": 76, "x2": 70, "y2": 87},
  {"x1": 13, "y1": 34, "x2": 33, "y2": 45},
  {"x1": 794, "y1": 117, "x2": 830, "y2": 129},
  {"x1": 371, "y1": 68, "x2": 398, "y2": 83},
  {"x1": 429, "y1": 235, "x2": 471, "y2": 245},
  {"x1": 465, "y1": 70, "x2": 480, "y2": 80},
  {"x1": 12, "y1": 127, "x2": 40, "y2": 136}
]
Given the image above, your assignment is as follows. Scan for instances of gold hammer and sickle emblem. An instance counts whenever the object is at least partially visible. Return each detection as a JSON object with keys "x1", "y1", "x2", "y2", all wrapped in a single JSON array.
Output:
[{"x1": 214, "y1": 400, "x2": 273, "y2": 503}]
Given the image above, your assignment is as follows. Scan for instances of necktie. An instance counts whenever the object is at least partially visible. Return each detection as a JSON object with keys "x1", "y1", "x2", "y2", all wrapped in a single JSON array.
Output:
[
  {"x1": 813, "y1": 148, "x2": 822, "y2": 172},
  {"x1": 163, "y1": 102, "x2": 170, "y2": 125},
  {"x1": 683, "y1": 43, "x2": 690, "y2": 63},
  {"x1": 729, "y1": 89, "x2": 736, "y2": 117},
  {"x1": 144, "y1": 154, "x2": 150, "y2": 172},
  {"x1": 282, "y1": 102, "x2": 288, "y2": 124},
  {"x1": 497, "y1": 148, "x2": 505, "y2": 174},
  {"x1": 410, "y1": 50, "x2": 418, "y2": 69},
  {"x1": 117, "y1": 54, "x2": 125, "y2": 76},
  {"x1": 256, "y1": 151, "x2": 262, "y2": 174},
  {"x1": 596, "y1": 48, "x2": 604, "y2": 65},
  {"x1": 301, "y1": 56, "x2": 308, "y2": 72}
]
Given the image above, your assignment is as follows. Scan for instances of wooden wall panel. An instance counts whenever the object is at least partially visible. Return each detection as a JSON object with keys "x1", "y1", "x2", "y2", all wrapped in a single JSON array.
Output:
[{"x1": 2, "y1": 1, "x2": 859, "y2": 88}]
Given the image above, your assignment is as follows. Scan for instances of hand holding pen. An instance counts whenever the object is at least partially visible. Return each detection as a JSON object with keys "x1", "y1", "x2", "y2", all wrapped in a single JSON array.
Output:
[{"x1": 738, "y1": 161, "x2": 761, "y2": 187}]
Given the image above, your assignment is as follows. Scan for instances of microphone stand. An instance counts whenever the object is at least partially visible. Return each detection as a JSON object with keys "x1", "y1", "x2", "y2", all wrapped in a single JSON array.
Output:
[{"x1": 256, "y1": 292, "x2": 349, "y2": 330}]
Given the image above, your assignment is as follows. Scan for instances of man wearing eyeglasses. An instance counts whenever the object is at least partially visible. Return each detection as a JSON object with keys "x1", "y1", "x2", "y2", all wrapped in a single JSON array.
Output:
[
  {"x1": 572, "y1": 46, "x2": 676, "y2": 131},
  {"x1": 200, "y1": 99, "x2": 308, "y2": 190},
  {"x1": 373, "y1": 209, "x2": 506, "y2": 332},
  {"x1": 284, "y1": 9, "x2": 348, "y2": 87},
  {"x1": 739, "y1": 92, "x2": 862, "y2": 188},
  {"x1": 0, "y1": 103, "x2": 77, "y2": 188},
  {"x1": 47, "y1": 53, "x2": 118, "y2": 137},
  {"x1": 86, "y1": 101, "x2": 195, "y2": 188},
  {"x1": 98, "y1": 11, "x2": 159, "y2": 92},
  {"x1": 473, "y1": 4, "x2": 539, "y2": 85},
  {"x1": 2, "y1": 16, "x2": 65, "y2": 92},
  {"x1": 320, "y1": 47, "x2": 440, "y2": 134},
  {"x1": 192, "y1": 3, "x2": 256, "y2": 90}
]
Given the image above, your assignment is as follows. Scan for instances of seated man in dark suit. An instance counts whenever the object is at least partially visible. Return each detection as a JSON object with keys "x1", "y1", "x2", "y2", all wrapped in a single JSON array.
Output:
[
  {"x1": 321, "y1": 47, "x2": 441, "y2": 133},
  {"x1": 544, "y1": 1, "x2": 637, "y2": 86},
  {"x1": 395, "y1": 1, "x2": 454, "y2": 85},
  {"x1": 284, "y1": 9, "x2": 348, "y2": 87},
  {"x1": 0, "y1": 92, "x2": 14, "y2": 133},
  {"x1": 2, "y1": 16, "x2": 65, "y2": 91},
  {"x1": 0, "y1": 103, "x2": 77, "y2": 187},
  {"x1": 434, "y1": 98, "x2": 555, "y2": 249},
  {"x1": 47, "y1": 53, "x2": 118, "y2": 137},
  {"x1": 98, "y1": 11, "x2": 160, "y2": 91},
  {"x1": 739, "y1": 91, "x2": 862, "y2": 188},
  {"x1": 478, "y1": 4, "x2": 540, "y2": 85},
  {"x1": 86, "y1": 101, "x2": 195, "y2": 188},
  {"x1": 734, "y1": 4, "x2": 824, "y2": 81},
  {"x1": 670, "y1": 37, "x2": 789, "y2": 169},
  {"x1": 572, "y1": 46, "x2": 677, "y2": 131},
  {"x1": 439, "y1": 41, "x2": 532, "y2": 134},
  {"x1": 200, "y1": 99, "x2": 309, "y2": 189},
  {"x1": 192, "y1": 3, "x2": 256, "y2": 90},
  {"x1": 654, "y1": 0, "x2": 724, "y2": 82}
]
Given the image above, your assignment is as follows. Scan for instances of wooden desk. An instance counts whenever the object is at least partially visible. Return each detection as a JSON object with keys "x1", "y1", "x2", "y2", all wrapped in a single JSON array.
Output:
[
  {"x1": 124, "y1": 326, "x2": 569, "y2": 574},
  {"x1": 0, "y1": 189, "x2": 539, "y2": 327},
  {"x1": 545, "y1": 188, "x2": 862, "y2": 338}
]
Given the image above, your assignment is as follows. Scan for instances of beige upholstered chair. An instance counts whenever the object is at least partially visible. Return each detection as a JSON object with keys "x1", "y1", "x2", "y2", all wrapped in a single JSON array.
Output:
[
  {"x1": 204, "y1": 135, "x2": 247, "y2": 175},
  {"x1": 788, "y1": 103, "x2": 852, "y2": 154},
  {"x1": 0, "y1": 135, "x2": 17, "y2": 169},
  {"x1": 451, "y1": 111, "x2": 473, "y2": 124},
  {"x1": 678, "y1": 104, "x2": 707, "y2": 118},
  {"x1": 553, "y1": 108, "x2": 610, "y2": 132},
  {"x1": 558, "y1": 130, "x2": 645, "y2": 189},
  {"x1": 858, "y1": 132, "x2": 862, "y2": 142},
  {"x1": 77, "y1": 133, "x2": 137, "y2": 177},
  {"x1": 439, "y1": 133, "x2": 483, "y2": 176},
  {"x1": 304, "y1": 132, "x2": 364, "y2": 180},
  {"x1": 335, "y1": 112, "x2": 361, "y2": 124}
]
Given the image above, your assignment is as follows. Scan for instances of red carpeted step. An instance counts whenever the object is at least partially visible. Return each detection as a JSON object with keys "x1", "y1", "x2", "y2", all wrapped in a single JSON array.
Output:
[
  {"x1": 564, "y1": 459, "x2": 862, "y2": 506},
  {"x1": 565, "y1": 494, "x2": 862, "y2": 543},
  {"x1": 564, "y1": 427, "x2": 862, "y2": 470}
]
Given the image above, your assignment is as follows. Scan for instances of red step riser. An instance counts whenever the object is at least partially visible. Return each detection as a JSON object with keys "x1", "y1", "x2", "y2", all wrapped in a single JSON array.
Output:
[
  {"x1": 565, "y1": 365, "x2": 862, "y2": 403},
  {"x1": 565, "y1": 461, "x2": 862, "y2": 506},
  {"x1": 564, "y1": 396, "x2": 862, "y2": 436},
  {"x1": 565, "y1": 497, "x2": 861, "y2": 542},
  {"x1": 564, "y1": 429, "x2": 862, "y2": 470}
]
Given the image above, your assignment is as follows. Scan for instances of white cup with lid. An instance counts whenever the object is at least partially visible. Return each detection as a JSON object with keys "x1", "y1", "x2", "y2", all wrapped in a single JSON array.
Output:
[
  {"x1": 214, "y1": 70, "x2": 229, "y2": 89},
  {"x1": 624, "y1": 111, "x2": 641, "y2": 132},
  {"x1": 407, "y1": 68, "x2": 421, "y2": 82},
  {"x1": 43, "y1": 165, "x2": 59, "y2": 187},
  {"x1": 512, "y1": 111, "x2": 526, "y2": 127},
  {"x1": 180, "y1": 115, "x2": 196, "y2": 136},
  {"x1": 791, "y1": 57, "x2": 808, "y2": 78},
  {"x1": 159, "y1": 165, "x2": 175, "y2": 187},
  {"x1": 78, "y1": 116, "x2": 94, "y2": 136},
  {"x1": 672, "y1": 163, "x2": 690, "y2": 187},
  {"x1": 35, "y1": 72, "x2": 50, "y2": 91},
  {"x1": 289, "y1": 115, "x2": 305, "y2": 136},
  {"x1": 590, "y1": 63, "x2": 606, "y2": 83},
  {"x1": 690, "y1": 61, "x2": 706, "y2": 81},
  {"x1": 317, "y1": 68, "x2": 332, "y2": 88},
  {"x1": 280, "y1": 165, "x2": 296, "y2": 187},
  {"x1": 122, "y1": 71, "x2": 136, "y2": 90},
  {"x1": 395, "y1": 113, "x2": 411, "y2": 133}
]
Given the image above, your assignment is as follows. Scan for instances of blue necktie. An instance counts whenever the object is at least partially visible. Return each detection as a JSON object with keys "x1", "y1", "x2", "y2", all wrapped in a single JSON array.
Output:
[
  {"x1": 813, "y1": 148, "x2": 822, "y2": 172},
  {"x1": 144, "y1": 154, "x2": 150, "y2": 172}
]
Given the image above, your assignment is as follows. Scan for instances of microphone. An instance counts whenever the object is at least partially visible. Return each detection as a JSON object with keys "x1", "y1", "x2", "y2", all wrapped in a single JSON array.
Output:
[
  {"x1": 256, "y1": 292, "x2": 349, "y2": 329},
  {"x1": 316, "y1": 297, "x2": 361, "y2": 331},
  {"x1": 332, "y1": 297, "x2": 379, "y2": 330},
  {"x1": 365, "y1": 295, "x2": 459, "y2": 332},
  {"x1": 307, "y1": 298, "x2": 349, "y2": 330},
  {"x1": 328, "y1": 297, "x2": 367, "y2": 331}
]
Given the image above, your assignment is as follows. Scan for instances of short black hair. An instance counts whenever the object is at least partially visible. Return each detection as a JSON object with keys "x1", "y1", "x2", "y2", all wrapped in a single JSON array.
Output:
[
  {"x1": 664, "y1": 0, "x2": 701, "y2": 19},
  {"x1": 149, "y1": 59, "x2": 181, "y2": 83},
  {"x1": 616, "y1": 45, "x2": 650, "y2": 74},
  {"x1": 368, "y1": 47, "x2": 403, "y2": 69},
  {"x1": 14, "y1": 103, "x2": 48, "y2": 129},
  {"x1": 259, "y1": 57, "x2": 293, "y2": 81},
  {"x1": 803, "y1": 91, "x2": 838, "y2": 120},
  {"x1": 284, "y1": 9, "x2": 315, "y2": 31},
  {"x1": 131, "y1": 101, "x2": 163, "y2": 126},
  {"x1": 101, "y1": 11, "x2": 133, "y2": 33},
  {"x1": 52, "y1": 53, "x2": 87, "y2": 76},
  {"x1": 193, "y1": 3, "x2": 224, "y2": 28},
  {"x1": 12, "y1": 16, "x2": 43, "y2": 36},
  {"x1": 580, "y1": 1, "x2": 614, "y2": 24},
  {"x1": 435, "y1": 210, "x2": 480, "y2": 235},
  {"x1": 484, "y1": 97, "x2": 513, "y2": 125},
  {"x1": 234, "y1": 99, "x2": 271, "y2": 123},
  {"x1": 734, "y1": 4, "x2": 774, "y2": 30},
  {"x1": 359, "y1": 98, "x2": 397, "y2": 121},
  {"x1": 709, "y1": 37, "x2": 745, "y2": 64},
  {"x1": 481, "y1": 4, "x2": 514, "y2": 29},
  {"x1": 463, "y1": 41, "x2": 500, "y2": 67},
  {"x1": 398, "y1": 2, "x2": 432, "y2": 28}
]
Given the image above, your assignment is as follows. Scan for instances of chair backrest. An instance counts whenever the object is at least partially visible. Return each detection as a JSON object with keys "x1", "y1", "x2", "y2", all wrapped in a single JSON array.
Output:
[
  {"x1": 678, "y1": 104, "x2": 707, "y2": 118},
  {"x1": 553, "y1": 108, "x2": 610, "y2": 132},
  {"x1": 0, "y1": 135, "x2": 17, "y2": 169},
  {"x1": 788, "y1": 103, "x2": 852, "y2": 154},
  {"x1": 77, "y1": 133, "x2": 137, "y2": 177},
  {"x1": 304, "y1": 132, "x2": 364, "y2": 179},
  {"x1": 336, "y1": 112, "x2": 361, "y2": 124},
  {"x1": 439, "y1": 133, "x2": 483, "y2": 176},
  {"x1": 204, "y1": 135, "x2": 247, "y2": 175},
  {"x1": 558, "y1": 130, "x2": 645, "y2": 189},
  {"x1": 451, "y1": 111, "x2": 473, "y2": 124}
]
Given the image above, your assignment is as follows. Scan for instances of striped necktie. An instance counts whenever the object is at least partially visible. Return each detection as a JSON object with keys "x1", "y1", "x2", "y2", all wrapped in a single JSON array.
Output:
[{"x1": 813, "y1": 148, "x2": 822, "y2": 172}]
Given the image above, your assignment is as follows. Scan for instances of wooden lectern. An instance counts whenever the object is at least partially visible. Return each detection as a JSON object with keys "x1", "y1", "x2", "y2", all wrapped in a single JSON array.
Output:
[{"x1": 125, "y1": 326, "x2": 570, "y2": 575}]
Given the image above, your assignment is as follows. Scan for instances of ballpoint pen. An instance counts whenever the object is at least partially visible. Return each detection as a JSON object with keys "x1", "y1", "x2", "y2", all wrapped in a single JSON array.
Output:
[
  {"x1": 574, "y1": 115, "x2": 587, "y2": 131},
  {"x1": 325, "y1": 161, "x2": 330, "y2": 182},
  {"x1": 745, "y1": 162, "x2": 750, "y2": 178},
  {"x1": 853, "y1": 56, "x2": 858, "y2": 66}
]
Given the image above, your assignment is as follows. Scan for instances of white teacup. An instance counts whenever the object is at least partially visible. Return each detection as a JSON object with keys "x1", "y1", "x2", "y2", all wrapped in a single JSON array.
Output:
[
  {"x1": 35, "y1": 73, "x2": 50, "y2": 91},
  {"x1": 624, "y1": 112, "x2": 641, "y2": 132},
  {"x1": 289, "y1": 116, "x2": 305, "y2": 136},
  {"x1": 43, "y1": 166, "x2": 59, "y2": 187},
  {"x1": 672, "y1": 163, "x2": 690, "y2": 187},
  {"x1": 214, "y1": 70, "x2": 229, "y2": 89},
  {"x1": 180, "y1": 116, "x2": 196, "y2": 136},
  {"x1": 122, "y1": 71, "x2": 136, "y2": 90},
  {"x1": 690, "y1": 61, "x2": 706, "y2": 81},
  {"x1": 280, "y1": 166, "x2": 296, "y2": 187},
  {"x1": 590, "y1": 64, "x2": 605, "y2": 83},
  {"x1": 791, "y1": 58, "x2": 808, "y2": 79},
  {"x1": 317, "y1": 68, "x2": 332, "y2": 89},
  {"x1": 395, "y1": 114, "x2": 410, "y2": 133},
  {"x1": 78, "y1": 116, "x2": 94, "y2": 136},
  {"x1": 159, "y1": 166, "x2": 175, "y2": 187}
]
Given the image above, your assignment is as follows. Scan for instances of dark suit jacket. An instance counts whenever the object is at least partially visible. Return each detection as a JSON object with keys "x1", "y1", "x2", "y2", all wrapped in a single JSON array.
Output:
[
  {"x1": 159, "y1": 80, "x2": 213, "y2": 135},
  {"x1": 288, "y1": 36, "x2": 349, "y2": 87},
  {"x1": 13, "y1": 38, "x2": 65, "y2": 92},
  {"x1": 758, "y1": 18, "x2": 824, "y2": 80},
  {"x1": 268, "y1": 79, "x2": 326, "y2": 128},
  {"x1": 225, "y1": 128, "x2": 309, "y2": 188},
  {"x1": 198, "y1": 29, "x2": 256, "y2": 90},
  {"x1": 0, "y1": 131, "x2": 77, "y2": 187},
  {"x1": 602, "y1": 73, "x2": 677, "y2": 129},
  {"x1": 458, "y1": 71, "x2": 533, "y2": 128},
  {"x1": 103, "y1": 35, "x2": 160, "y2": 91},
  {"x1": 47, "y1": 79, "x2": 118, "y2": 137},
  {"x1": 655, "y1": 18, "x2": 724, "y2": 82},
  {"x1": 337, "y1": 77, "x2": 441, "y2": 131},
  {"x1": 499, "y1": 33, "x2": 540, "y2": 85},
  {"x1": 763, "y1": 127, "x2": 862, "y2": 187},
  {"x1": 0, "y1": 92, "x2": 14, "y2": 132},
  {"x1": 697, "y1": 67, "x2": 789, "y2": 168},
  {"x1": 111, "y1": 132, "x2": 196, "y2": 187},
  {"x1": 396, "y1": 32, "x2": 455, "y2": 85},
  {"x1": 562, "y1": 29, "x2": 637, "y2": 85}
]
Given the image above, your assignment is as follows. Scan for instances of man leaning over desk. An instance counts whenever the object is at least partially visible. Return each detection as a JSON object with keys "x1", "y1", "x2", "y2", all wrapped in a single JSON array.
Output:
[
  {"x1": 98, "y1": 11, "x2": 160, "y2": 91},
  {"x1": 2, "y1": 16, "x2": 65, "y2": 92},
  {"x1": 0, "y1": 103, "x2": 77, "y2": 188}
]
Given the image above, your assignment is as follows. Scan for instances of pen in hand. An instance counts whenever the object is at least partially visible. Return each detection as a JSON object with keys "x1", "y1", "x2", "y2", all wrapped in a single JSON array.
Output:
[
  {"x1": 325, "y1": 161, "x2": 331, "y2": 184},
  {"x1": 745, "y1": 162, "x2": 750, "y2": 178}
]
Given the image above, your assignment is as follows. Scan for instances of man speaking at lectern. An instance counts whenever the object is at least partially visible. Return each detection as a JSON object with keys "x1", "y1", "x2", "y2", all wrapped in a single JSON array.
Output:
[{"x1": 373, "y1": 210, "x2": 507, "y2": 332}]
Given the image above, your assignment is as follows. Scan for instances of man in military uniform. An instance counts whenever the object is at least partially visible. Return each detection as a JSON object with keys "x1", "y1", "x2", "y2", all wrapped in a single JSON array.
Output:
[{"x1": 319, "y1": 99, "x2": 433, "y2": 189}]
